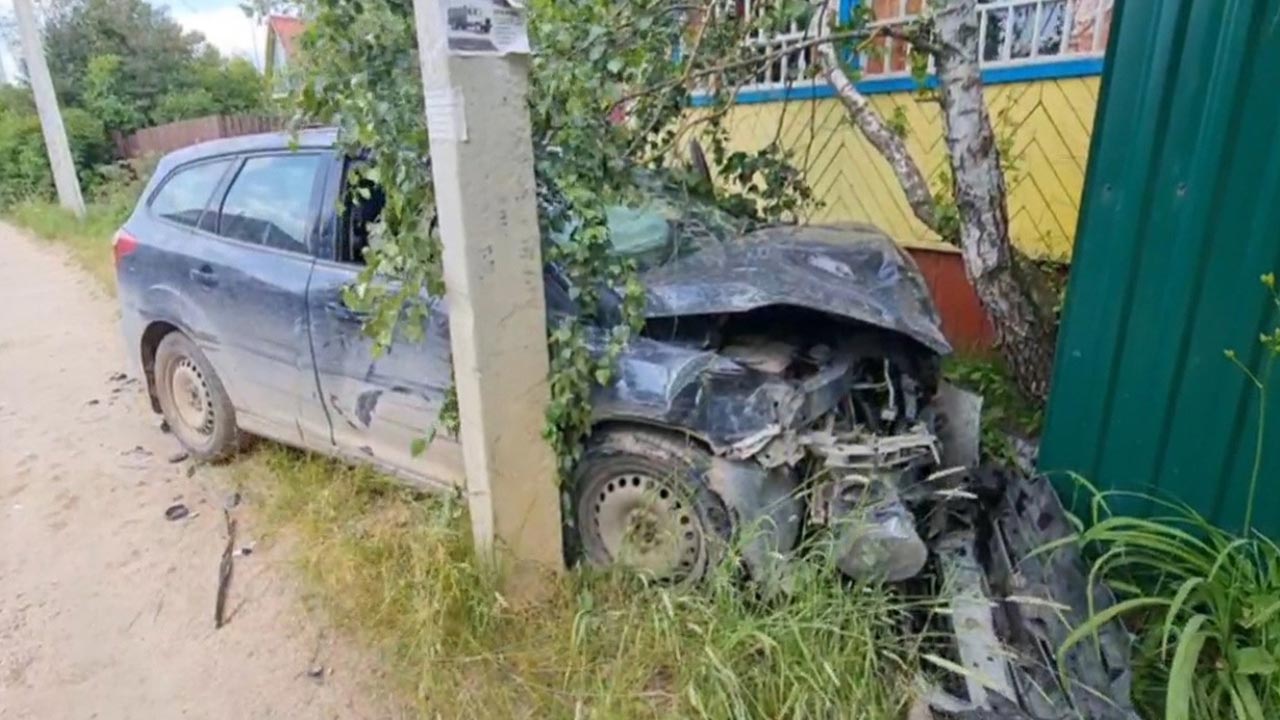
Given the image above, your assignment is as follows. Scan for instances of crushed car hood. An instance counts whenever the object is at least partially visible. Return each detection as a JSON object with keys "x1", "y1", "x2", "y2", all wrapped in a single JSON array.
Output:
[{"x1": 637, "y1": 224, "x2": 952, "y2": 355}]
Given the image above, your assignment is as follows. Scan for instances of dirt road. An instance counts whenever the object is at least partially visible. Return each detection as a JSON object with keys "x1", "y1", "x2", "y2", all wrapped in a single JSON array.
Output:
[{"x1": 0, "y1": 224, "x2": 394, "y2": 719}]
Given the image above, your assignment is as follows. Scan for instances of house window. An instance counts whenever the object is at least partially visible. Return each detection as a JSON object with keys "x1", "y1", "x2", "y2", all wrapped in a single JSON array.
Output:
[
  {"x1": 722, "y1": 0, "x2": 820, "y2": 91},
  {"x1": 862, "y1": 0, "x2": 1113, "y2": 76}
]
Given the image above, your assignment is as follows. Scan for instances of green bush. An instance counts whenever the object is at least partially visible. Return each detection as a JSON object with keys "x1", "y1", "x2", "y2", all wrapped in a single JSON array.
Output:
[{"x1": 0, "y1": 94, "x2": 113, "y2": 207}]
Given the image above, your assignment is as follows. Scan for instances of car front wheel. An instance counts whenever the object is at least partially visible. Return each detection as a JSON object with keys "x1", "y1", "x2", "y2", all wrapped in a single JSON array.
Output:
[
  {"x1": 154, "y1": 332, "x2": 241, "y2": 462},
  {"x1": 572, "y1": 428, "x2": 733, "y2": 583}
]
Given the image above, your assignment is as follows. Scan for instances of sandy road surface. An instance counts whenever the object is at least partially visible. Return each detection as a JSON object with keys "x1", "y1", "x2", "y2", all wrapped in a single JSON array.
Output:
[{"x1": 0, "y1": 223, "x2": 396, "y2": 719}]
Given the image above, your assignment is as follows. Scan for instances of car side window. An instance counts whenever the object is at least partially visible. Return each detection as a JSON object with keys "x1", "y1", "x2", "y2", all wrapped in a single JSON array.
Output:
[
  {"x1": 150, "y1": 160, "x2": 233, "y2": 229},
  {"x1": 339, "y1": 170, "x2": 386, "y2": 265},
  {"x1": 218, "y1": 154, "x2": 324, "y2": 253}
]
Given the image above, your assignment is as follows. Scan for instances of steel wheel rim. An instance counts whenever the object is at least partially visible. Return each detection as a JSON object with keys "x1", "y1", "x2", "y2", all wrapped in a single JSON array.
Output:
[
  {"x1": 585, "y1": 472, "x2": 704, "y2": 579},
  {"x1": 170, "y1": 357, "x2": 214, "y2": 437}
]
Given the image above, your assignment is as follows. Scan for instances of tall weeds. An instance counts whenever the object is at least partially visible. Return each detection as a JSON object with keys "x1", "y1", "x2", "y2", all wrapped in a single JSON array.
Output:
[{"x1": 239, "y1": 447, "x2": 923, "y2": 719}]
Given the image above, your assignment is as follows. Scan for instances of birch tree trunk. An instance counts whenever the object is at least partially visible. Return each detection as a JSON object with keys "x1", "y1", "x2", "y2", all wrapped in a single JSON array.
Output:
[
  {"x1": 933, "y1": 0, "x2": 1057, "y2": 402},
  {"x1": 807, "y1": 0, "x2": 1057, "y2": 401}
]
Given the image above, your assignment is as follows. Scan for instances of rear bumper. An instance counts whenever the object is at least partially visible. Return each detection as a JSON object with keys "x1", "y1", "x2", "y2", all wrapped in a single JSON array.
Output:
[{"x1": 117, "y1": 295, "x2": 147, "y2": 392}]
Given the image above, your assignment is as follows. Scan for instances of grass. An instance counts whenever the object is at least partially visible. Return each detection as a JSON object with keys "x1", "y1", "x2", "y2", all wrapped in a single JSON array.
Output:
[
  {"x1": 11, "y1": 191, "x2": 925, "y2": 718},
  {"x1": 234, "y1": 446, "x2": 924, "y2": 719}
]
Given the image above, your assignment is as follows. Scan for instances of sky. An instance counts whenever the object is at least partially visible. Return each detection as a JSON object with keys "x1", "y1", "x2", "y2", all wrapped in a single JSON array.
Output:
[{"x1": 0, "y1": 0, "x2": 270, "y2": 85}]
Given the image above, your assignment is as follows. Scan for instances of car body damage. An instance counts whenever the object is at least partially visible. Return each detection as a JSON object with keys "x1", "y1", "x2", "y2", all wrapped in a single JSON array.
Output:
[
  {"x1": 587, "y1": 217, "x2": 954, "y2": 577},
  {"x1": 638, "y1": 224, "x2": 952, "y2": 355},
  {"x1": 586, "y1": 214, "x2": 1139, "y2": 718}
]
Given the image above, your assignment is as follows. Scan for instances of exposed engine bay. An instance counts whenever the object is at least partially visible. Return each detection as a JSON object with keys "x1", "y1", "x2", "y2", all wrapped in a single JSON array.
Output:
[{"x1": 600, "y1": 306, "x2": 961, "y2": 585}]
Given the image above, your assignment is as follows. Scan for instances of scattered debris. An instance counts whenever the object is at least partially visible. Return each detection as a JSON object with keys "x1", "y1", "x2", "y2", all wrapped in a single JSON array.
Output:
[
  {"x1": 214, "y1": 509, "x2": 236, "y2": 629},
  {"x1": 166, "y1": 450, "x2": 189, "y2": 464},
  {"x1": 914, "y1": 467, "x2": 1141, "y2": 719},
  {"x1": 159, "y1": 419, "x2": 171, "y2": 434},
  {"x1": 86, "y1": 398, "x2": 100, "y2": 406},
  {"x1": 163, "y1": 503, "x2": 189, "y2": 522},
  {"x1": 224, "y1": 492, "x2": 241, "y2": 510},
  {"x1": 121, "y1": 445, "x2": 151, "y2": 457},
  {"x1": 237, "y1": 541, "x2": 256, "y2": 557},
  {"x1": 108, "y1": 371, "x2": 128, "y2": 382},
  {"x1": 305, "y1": 664, "x2": 325, "y2": 683}
]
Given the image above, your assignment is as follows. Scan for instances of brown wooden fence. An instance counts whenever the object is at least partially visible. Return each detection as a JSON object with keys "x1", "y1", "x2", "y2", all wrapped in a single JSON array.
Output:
[{"x1": 113, "y1": 115, "x2": 287, "y2": 159}]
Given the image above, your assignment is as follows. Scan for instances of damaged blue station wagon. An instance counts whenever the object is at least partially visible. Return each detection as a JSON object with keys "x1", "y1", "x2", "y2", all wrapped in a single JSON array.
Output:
[{"x1": 115, "y1": 126, "x2": 956, "y2": 581}]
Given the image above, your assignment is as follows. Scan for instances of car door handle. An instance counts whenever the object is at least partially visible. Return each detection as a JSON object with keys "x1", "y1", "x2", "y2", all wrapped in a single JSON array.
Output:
[
  {"x1": 326, "y1": 301, "x2": 369, "y2": 324},
  {"x1": 189, "y1": 265, "x2": 217, "y2": 287}
]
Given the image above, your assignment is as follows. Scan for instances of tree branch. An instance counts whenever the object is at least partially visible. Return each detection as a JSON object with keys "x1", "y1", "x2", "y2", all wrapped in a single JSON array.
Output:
[
  {"x1": 810, "y1": 0, "x2": 941, "y2": 236},
  {"x1": 879, "y1": 22, "x2": 943, "y2": 56},
  {"x1": 607, "y1": 26, "x2": 872, "y2": 115}
]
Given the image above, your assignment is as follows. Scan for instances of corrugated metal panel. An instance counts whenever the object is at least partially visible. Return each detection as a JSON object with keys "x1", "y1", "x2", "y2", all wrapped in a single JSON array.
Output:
[{"x1": 1041, "y1": 0, "x2": 1280, "y2": 535}]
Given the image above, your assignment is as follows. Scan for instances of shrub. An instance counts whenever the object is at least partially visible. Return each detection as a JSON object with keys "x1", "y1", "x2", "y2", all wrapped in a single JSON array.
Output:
[{"x1": 0, "y1": 97, "x2": 113, "y2": 206}]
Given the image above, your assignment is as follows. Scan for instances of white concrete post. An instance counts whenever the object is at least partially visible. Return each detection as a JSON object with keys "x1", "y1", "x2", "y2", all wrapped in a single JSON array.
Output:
[
  {"x1": 411, "y1": 0, "x2": 563, "y2": 572},
  {"x1": 13, "y1": 0, "x2": 85, "y2": 217}
]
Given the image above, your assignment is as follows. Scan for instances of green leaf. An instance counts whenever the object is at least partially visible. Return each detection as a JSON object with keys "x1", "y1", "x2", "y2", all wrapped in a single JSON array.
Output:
[
  {"x1": 1058, "y1": 596, "x2": 1171, "y2": 679},
  {"x1": 1244, "y1": 598, "x2": 1280, "y2": 628},
  {"x1": 1162, "y1": 577, "x2": 1204, "y2": 659},
  {"x1": 1166, "y1": 614, "x2": 1211, "y2": 720},
  {"x1": 1233, "y1": 673, "x2": 1266, "y2": 720},
  {"x1": 1233, "y1": 646, "x2": 1277, "y2": 675},
  {"x1": 410, "y1": 437, "x2": 427, "y2": 457}
]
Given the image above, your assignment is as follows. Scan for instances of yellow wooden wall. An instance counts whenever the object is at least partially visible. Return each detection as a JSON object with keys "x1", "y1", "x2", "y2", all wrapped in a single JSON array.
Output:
[{"x1": 719, "y1": 77, "x2": 1102, "y2": 260}]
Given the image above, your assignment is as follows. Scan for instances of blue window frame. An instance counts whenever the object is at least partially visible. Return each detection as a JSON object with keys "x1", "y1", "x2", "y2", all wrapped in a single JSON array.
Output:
[{"x1": 692, "y1": 0, "x2": 1110, "y2": 106}]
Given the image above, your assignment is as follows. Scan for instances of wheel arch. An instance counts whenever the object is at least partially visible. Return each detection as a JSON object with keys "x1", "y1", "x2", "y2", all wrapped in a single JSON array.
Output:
[{"x1": 140, "y1": 320, "x2": 183, "y2": 413}]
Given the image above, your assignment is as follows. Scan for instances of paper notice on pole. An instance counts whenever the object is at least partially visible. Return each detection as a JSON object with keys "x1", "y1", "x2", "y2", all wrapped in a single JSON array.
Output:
[
  {"x1": 439, "y1": 0, "x2": 530, "y2": 56},
  {"x1": 424, "y1": 87, "x2": 468, "y2": 143}
]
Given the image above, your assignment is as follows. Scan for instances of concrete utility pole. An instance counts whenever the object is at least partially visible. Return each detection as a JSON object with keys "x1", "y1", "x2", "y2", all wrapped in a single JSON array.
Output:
[
  {"x1": 13, "y1": 0, "x2": 85, "y2": 217},
  {"x1": 411, "y1": 0, "x2": 563, "y2": 574}
]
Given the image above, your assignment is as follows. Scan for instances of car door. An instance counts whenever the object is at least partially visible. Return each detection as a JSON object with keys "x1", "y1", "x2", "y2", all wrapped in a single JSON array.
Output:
[
  {"x1": 304, "y1": 159, "x2": 463, "y2": 488},
  {"x1": 133, "y1": 155, "x2": 238, "y2": 377},
  {"x1": 193, "y1": 150, "x2": 330, "y2": 442}
]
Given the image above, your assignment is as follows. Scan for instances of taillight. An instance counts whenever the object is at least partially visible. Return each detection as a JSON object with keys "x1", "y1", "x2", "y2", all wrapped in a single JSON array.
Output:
[{"x1": 113, "y1": 229, "x2": 138, "y2": 267}]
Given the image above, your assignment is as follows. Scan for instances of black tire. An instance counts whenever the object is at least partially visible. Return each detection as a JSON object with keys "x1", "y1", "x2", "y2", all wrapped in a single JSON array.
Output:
[
  {"x1": 571, "y1": 427, "x2": 733, "y2": 582},
  {"x1": 154, "y1": 332, "x2": 241, "y2": 462}
]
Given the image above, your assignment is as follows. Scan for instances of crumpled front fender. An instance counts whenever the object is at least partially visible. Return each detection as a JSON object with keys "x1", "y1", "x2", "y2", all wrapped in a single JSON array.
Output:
[{"x1": 588, "y1": 335, "x2": 851, "y2": 454}]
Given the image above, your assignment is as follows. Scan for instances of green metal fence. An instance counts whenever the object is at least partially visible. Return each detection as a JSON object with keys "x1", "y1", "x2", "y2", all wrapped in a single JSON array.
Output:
[{"x1": 1040, "y1": 0, "x2": 1280, "y2": 536}]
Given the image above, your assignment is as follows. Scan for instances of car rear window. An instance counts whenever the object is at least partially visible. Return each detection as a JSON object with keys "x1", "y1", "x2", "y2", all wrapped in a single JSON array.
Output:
[
  {"x1": 150, "y1": 160, "x2": 233, "y2": 229},
  {"x1": 218, "y1": 154, "x2": 324, "y2": 253}
]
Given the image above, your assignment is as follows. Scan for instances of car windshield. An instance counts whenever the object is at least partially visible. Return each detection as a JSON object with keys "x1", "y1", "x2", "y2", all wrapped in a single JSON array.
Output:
[{"x1": 550, "y1": 191, "x2": 750, "y2": 272}]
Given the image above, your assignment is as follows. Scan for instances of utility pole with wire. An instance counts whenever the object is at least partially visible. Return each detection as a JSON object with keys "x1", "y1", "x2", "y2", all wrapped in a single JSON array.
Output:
[
  {"x1": 13, "y1": 0, "x2": 85, "y2": 217},
  {"x1": 410, "y1": 0, "x2": 562, "y2": 576}
]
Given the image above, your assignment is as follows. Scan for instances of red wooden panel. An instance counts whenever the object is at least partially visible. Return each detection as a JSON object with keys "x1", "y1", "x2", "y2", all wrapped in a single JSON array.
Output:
[{"x1": 905, "y1": 247, "x2": 996, "y2": 353}]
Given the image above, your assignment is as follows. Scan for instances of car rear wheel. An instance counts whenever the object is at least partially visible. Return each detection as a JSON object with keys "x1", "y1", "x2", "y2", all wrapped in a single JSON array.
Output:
[
  {"x1": 572, "y1": 428, "x2": 733, "y2": 583},
  {"x1": 154, "y1": 332, "x2": 241, "y2": 462}
]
